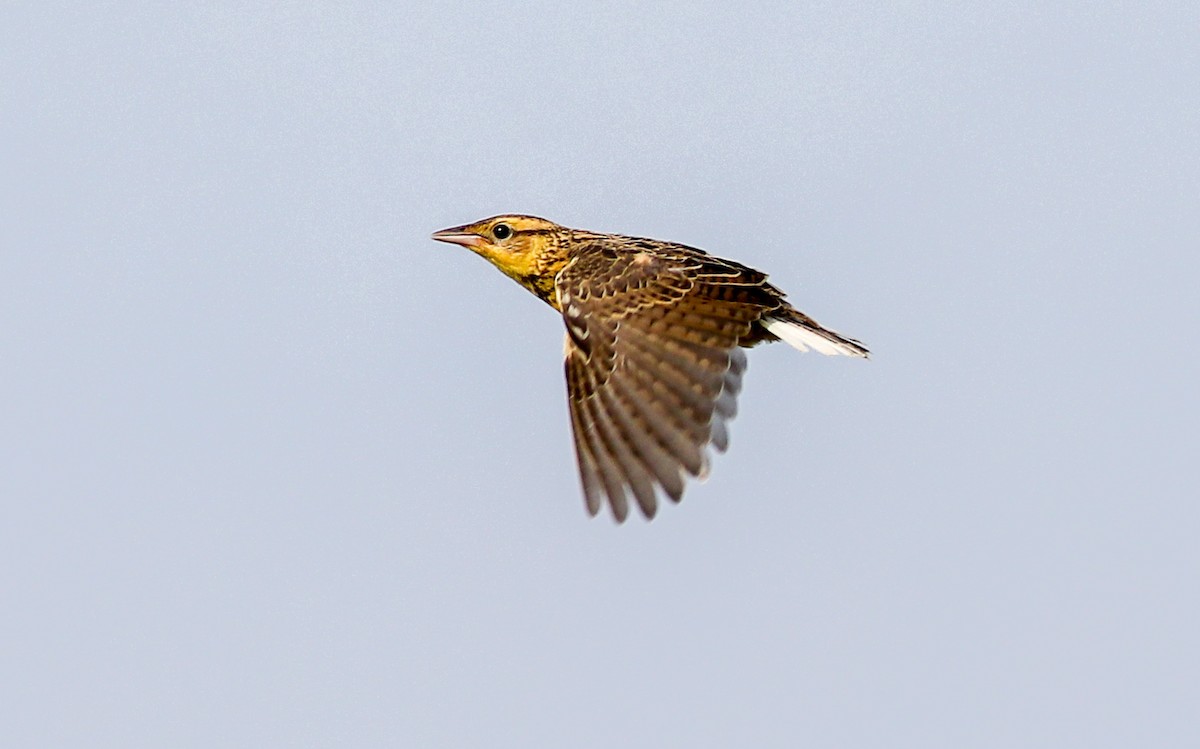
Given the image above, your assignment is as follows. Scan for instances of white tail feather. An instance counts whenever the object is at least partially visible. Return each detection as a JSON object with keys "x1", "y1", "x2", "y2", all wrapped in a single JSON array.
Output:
[{"x1": 762, "y1": 317, "x2": 867, "y2": 357}]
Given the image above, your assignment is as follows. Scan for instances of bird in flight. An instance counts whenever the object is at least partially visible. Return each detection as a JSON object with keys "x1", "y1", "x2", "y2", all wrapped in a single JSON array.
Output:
[{"x1": 432, "y1": 215, "x2": 868, "y2": 522}]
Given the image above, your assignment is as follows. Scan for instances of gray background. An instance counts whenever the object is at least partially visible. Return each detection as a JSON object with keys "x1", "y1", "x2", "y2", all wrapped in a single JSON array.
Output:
[{"x1": 3, "y1": 3, "x2": 1197, "y2": 747}]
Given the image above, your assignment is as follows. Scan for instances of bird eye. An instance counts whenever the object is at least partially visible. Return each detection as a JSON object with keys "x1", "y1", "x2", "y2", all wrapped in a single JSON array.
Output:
[{"x1": 492, "y1": 223, "x2": 512, "y2": 240}]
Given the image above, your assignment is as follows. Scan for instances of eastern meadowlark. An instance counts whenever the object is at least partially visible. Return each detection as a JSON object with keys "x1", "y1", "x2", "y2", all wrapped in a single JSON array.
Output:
[{"x1": 432, "y1": 215, "x2": 868, "y2": 522}]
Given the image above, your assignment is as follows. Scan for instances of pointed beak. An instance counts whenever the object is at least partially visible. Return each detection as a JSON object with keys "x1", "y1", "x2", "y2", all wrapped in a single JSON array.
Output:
[{"x1": 431, "y1": 225, "x2": 486, "y2": 249}]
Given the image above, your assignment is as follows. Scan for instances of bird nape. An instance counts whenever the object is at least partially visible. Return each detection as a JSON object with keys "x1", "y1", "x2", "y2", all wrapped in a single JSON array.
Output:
[{"x1": 432, "y1": 214, "x2": 868, "y2": 523}]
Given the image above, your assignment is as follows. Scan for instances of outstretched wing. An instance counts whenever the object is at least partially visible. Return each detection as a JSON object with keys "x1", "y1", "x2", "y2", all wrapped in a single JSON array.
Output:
[{"x1": 557, "y1": 242, "x2": 774, "y2": 522}]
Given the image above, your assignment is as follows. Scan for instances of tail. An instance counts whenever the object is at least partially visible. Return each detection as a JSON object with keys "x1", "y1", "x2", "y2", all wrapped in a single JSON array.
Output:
[{"x1": 761, "y1": 310, "x2": 870, "y2": 358}]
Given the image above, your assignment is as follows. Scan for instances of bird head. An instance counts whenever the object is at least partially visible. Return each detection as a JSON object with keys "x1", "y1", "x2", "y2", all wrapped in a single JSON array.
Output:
[{"x1": 431, "y1": 215, "x2": 569, "y2": 303}]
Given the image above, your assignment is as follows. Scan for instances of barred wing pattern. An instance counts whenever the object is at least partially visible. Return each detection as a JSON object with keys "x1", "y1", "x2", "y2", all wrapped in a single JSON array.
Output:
[{"x1": 557, "y1": 240, "x2": 784, "y2": 522}]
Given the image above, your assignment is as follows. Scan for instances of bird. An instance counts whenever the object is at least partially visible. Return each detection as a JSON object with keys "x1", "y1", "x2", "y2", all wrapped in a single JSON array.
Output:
[{"x1": 432, "y1": 215, "x2": 868, "y2": 522}]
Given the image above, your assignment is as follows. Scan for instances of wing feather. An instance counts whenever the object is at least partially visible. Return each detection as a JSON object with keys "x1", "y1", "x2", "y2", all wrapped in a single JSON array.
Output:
[
  {"x1": 558, "y1": 243, "x2": 774, "y2": 521},
  {"x1": 572, "y1": 361, "x2": 631, "y2": 522},
  {"x1": 564, "y1": 347, "x2": 605, "y2": 516}
]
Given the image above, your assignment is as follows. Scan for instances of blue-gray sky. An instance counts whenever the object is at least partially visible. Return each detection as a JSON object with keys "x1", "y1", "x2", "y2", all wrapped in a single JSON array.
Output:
[{"x1": 3, "y1": 3, "x2": 1197, "y2": 747}]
